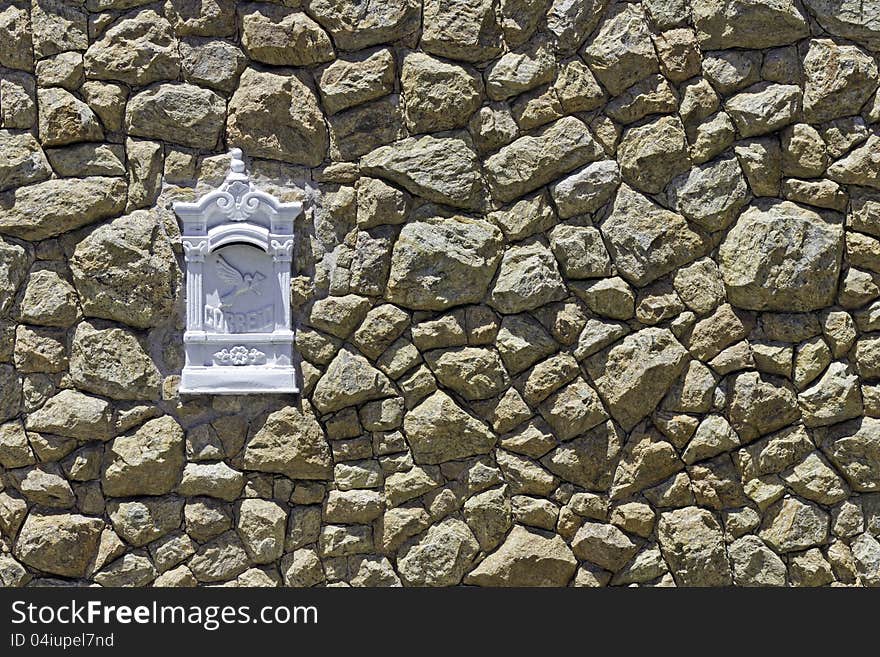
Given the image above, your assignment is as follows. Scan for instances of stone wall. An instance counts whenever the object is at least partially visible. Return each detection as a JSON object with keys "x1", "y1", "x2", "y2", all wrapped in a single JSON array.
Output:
[{"x1": 1, "y1": 0, "x2": 880, "y2": 587}]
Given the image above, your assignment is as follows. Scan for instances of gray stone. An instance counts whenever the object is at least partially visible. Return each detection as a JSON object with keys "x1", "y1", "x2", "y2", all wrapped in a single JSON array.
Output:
[
  {"x1": 404, "y1": 390, "x2": 496, "y2": 464},
  {"x1": 127, "y1": 83, "x2": 224, "y2": 150},
  {"x1": 70, "y1": 210, "x2": 178, "y2": 330},
  {"x1": 667, "y1": 155, "x2": 749, "y2": 232},
  {"x1": 70, "y1": 321, "x2": 161, "y2": 401},
  {"x1": 24, "y1": 389, "x2": 113, "y2": 441},
  {"x1": 819, "y1": 418, "x2": 880, "y2": 492},
  {"x1": 386, "y1": 216, "x2": 502, "y2": 311},
  {"x1": 0, "y1": 176, "x2": 127, "y2": 241},
  {"x1": 719, "y1": 200, "x2": 843, "y2": 311},
  {"x1": 37, "y1": 87, "x2": 102, "y2": 148},
  {"x1": 397, "y1": 518, "x2": 478, "y2": 586},
  {"x1": 549, "y1": 160, "x2": 620, "y2": 219},
  {"x1": 361, "y1": 133, "x2": 485, "y2": 210},
  {"x1": 617, "y1": 116, "x2": 691, "y2": 195},
  {"x1": 102, "y1": 416, "x2": 185, "y2": 497},
  {"x1": 601, "y1": 185, "x2": 708, "y2": 287},
  {"x1": 401, "y1": 53, "x2": 482, "y2": 134},
  {"x1": 243, "y1": 405, "x2": 332, "y2": 479},
  {"x1": 308, "y1": 0, "x2": 420, "y2": 51},
  {"x1": 725, "y1": 83, "x2": 802, "y2": 138},
  {"x1": 0, "y1": 131, "x2": 50, "y2": 192},
  {"x1": 582, "y1": 3, "x2": 658, "y2": 96},
  {"x1": 421, "y1": 0, "x2": 501, "y2": 62},
  {"x1": 692, "y1": 0, "x2": 808, "y2": 49},
  {"x1": 319, "y1": 49, "x2": 396, "y2": 116},
  {"x1": 760, "y1": 497, "x2": 829, "y2": 553},
  {"x1": 489, "y1": 241, "x2": 567, "y2": 314},
  {"x1": 83, "y1": 9, "x2": 180, "y2": 85},
  {"x1": 108, "y1": 497, "x2": 183, "y2": 547},
  {"x1": 313, "y1": 348, "x2": 395, "y2": 413},
  {"x1": 728, "y1": 535, "x2": 787, "y2": 586},
  {"x1": 485, "y1": 116, "x2": 603, "y2": 203},
  {"x1": 227, "y1": 68, "x2": 327, "y2": 167},
  {"x1": 657, "y1": 507, "x2": 732, "y2": 586},
  {"x1": 586, "y1": 328, "x2": 688, "y2": 431},
  {"x1": 465, "y1": 525, "x2": 576, "y2": 586},
  {"x1": 240, "y1": 5, "x2": 334, "y2": 66},
  {"x1": 14, "y1": 513, "x2": 103, "y2": 578},
  {"x1": 802, "y1": 0, "x2": 880, "y2": 51}
]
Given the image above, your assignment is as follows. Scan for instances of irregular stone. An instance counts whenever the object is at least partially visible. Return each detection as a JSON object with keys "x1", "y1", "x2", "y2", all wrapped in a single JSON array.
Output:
[
  {"x1": 719, "y1": 200, "x2": 843, "y2": 311},
  {"x1": 545, "y1": 0, "x2": 607, "y2": 52},
  {"x1": 485, "y1": 41, "x2": 556, "y2": 101},
  {"x1": 760, "y1": 497, "x2": 830, "y2": 553},
  {"x1": 803, "y1": 39, "x2": 878, "y2": 123},
  {"x1": 692, "y1": 0, "x2": 808, "y2": 49},
  {"x1": 605, "y1": 74, "x2": 678, "y2": 125},
  {"x1": 14, "y1": 513, "x2": 103, "y2": 578},
  {"x1": 489, "y1": 241, "x2": 566, "y2": 314},
  {"x1": 70, "y1": 321, "x2": 160, "y2": 400},
  {"x1": 541, "y1": 420, "x2": 623, "y2": 490},
  {"x1": 397, "y1": 518, "x2": 478, "y2": 586},
  {"x1": 424, "y1": 347, "x2": 509, "y2": 401},
  {"x1": 667, "y1": 155, "x2": 749, "y2": 232},
  {"x1": 735, "y1": 137, "x2": 782, "y2": 197},
  {"x1": 70, "y1": 210, "x2": 177, "y2": 329},
  {"x1": 465, "y1": 524, "x2": 576, "y2": 586},
  {"x1": 361, "y1": 133, "x2": 484, "y2": 210},
  {"x1": 798, "y1": 362, "x2": 863, "y2": 428},
  {"x1": 725, "y1": 83, "x2": 802, "y2": 138},
  {"x1": 617, "y1": 116, "x2": 691, "y2": 195},
  {"x1": 852, "y1": 532, "x2": 880, "y2": 586},
  {"x1": 0, "y1": 131, "x2": 50, "y2": 192},
  {"x1": 164, "y1": 0, "x2": 236, "y2": 36},
  {"x1": 178, "y1": 463, "x2": 244, "y2": 501},
  {"x1": 421, "y1": 0, "x2": 501, "y2": 62},
  {"x1": 280, "y1": 548, "x2": 324, "y2": 587},
  {"x1": 652, "y1": 28, "x2": 700, "y2": 83},
  {"x1": 683, "y1": 415, "x2": 740, "y2": 465},
  {"x1": 0, "y1": 4, "x2": 32, "y2": 71},
  {"x1": 37, "y1": 87, "x2": 102, "y2": 148},
  {"x1": 801, "y1": 0, "x2": 880, "y2": 51},
  {"x1": 404, "y1": 391, "x2": 496, "y2": 464},
  {"x1": 782, "y1": 452, "x2": 849, "y2": 504},
  {"x1": 538, "y1": 377, "x2": 609, "y2": 441},
  {"x1": 385, "y1": 216, "x2": 502, "y2": 311},
  {"x1": 657, "y1": 507, "x2": 732, "y2": 586},
  {"x1": 240, "y1": 5, "x2": 334, "y2": 66},
  {"x1": 188, "y1": 531, "x2": 249, "y2": 583},
  {"x1": 320, "y1": 49, "x2": 396, "y2": 115},
  {"x1": 728, "y1": 535, "x2": 787, "y2": 587},
  {"x1": 828, "y1": 135, "x2": 880, "y2": 190},
  {"x1": 127, "y1": 83, "x2": 224, "y2": 149},
  {"x1": 24, "y1": 389, "x2": 112, "y2": 441},
  {"x1": 571, "y1": 521, "x2": 638, "y2": 572},
  {"x1": 326, "y1": 95, "x2": 405, "y2": 162},
  {"x1": 611, "y1": 425, "x2": 684, "y2": 499},
  {"x1": 601, "y1": 185, "x2": 708, "y2": 287},
  {"x1": 401, "y1": 52, "x2": 482, "y2": 134},
  {"x1": 819, "y1": 418, "x2": 880, "y2": 492},
  {"x1": 227, "y1": 68, "x2": 327, "y2": 167},
  {"x1": 179, "y1": 38, "x2": 246, "y2": 93},
  {"x1": 586, "y1": 327, "x2": 689, "y2": 431},
  {"x1": 84, "y1": 10, "x2": 179, "y2": 85},
  {"x1": 236, "y1": 499, "x2": 286, "y2": 564},
  {"x1": 313, "y1": 348, "x2": 394, "y2": 414},
  {"x1": 486, "y1": 116, "x2": 603, "y2": 203},
  {"x1": 582, "y1": 3, "x2": 658, "y2": 96},
  {"x1": 549, "y1": 160, "x2": 619, "y2": 219},
  {"x1": 108, "y1": 497, "x2": 183, "y2": 547},
  {"x1": 243, "y1": 405, "x2": 332, "y2": 479},
  {"x1": 0, "y1": 176, "x2": 126, "y2": 241},
  {"x1": 307, "y1": 0, "x2": 420, "y2": 50},
  {"x1": 102, "y1": 416, "x2": 184, "y2": 497},
  {"x1": 495, "y1": 314, "x2": 557, "y2": 374}
]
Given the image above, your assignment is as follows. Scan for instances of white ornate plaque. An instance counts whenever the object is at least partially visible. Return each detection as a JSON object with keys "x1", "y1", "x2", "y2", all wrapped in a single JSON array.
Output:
[{"x1": 174, "y1": 149, "x2": 300, "y2": 394}]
